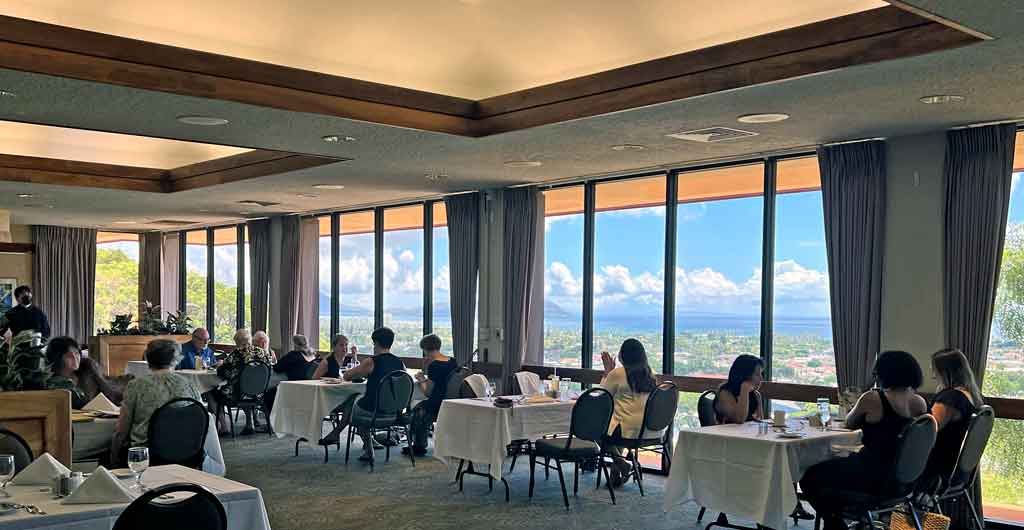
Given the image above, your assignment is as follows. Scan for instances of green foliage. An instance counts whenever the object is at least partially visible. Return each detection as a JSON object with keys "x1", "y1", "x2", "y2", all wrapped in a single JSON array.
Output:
[
  {"x1": 0, "y1": 331, "x2": 50, "y2": 391},
  {"x1": 94, "y1": 248, "x2": 139, "y2": 333},
  {"x1": 995, "y1": 224, "x2": 1024, "y2": 344}
]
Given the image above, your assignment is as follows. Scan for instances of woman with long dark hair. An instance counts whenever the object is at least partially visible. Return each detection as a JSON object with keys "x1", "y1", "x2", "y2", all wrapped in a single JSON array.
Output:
[
  {"x1": 600, "y1": 338, "x2": 658, "y2": 487},
  {"x1": 921, "y1": 349, "x2": 984, "y2": 499},
  {"x1": 715, "y1": 354, "x2": 764, "y2": 424}
]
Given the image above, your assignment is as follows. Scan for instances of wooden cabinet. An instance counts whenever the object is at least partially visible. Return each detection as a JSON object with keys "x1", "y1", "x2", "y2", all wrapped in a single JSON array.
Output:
[{"x1": 88, "y1": 335, "x2": 190, "y2": 376}]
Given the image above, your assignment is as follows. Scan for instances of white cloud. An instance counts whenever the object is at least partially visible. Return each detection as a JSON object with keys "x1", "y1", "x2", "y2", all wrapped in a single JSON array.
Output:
[
  {"x1": 399, "y1": 249, "x2": 415, "y2": 263},
  {"x1": 433, "y1": 265, "x2": 450, "y2": 292},
  {"x1": 679, "y1": 203, "x2": 707, "y2": 222}
]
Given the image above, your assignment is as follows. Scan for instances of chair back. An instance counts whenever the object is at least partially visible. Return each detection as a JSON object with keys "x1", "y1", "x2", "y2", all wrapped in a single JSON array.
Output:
[
  {"x1": 302, "y1": 360, "x2": 319, "y2": 380},
  {"x1": 0, "y1": 428, "x2": 32, "y2": 473},
  {"x1": 514, "y1": 371, "x2": 543, "y2": 395},
  {"x1": 887, "y1": 415, "x2": 938, "y2": 491},
  {"x1": 148, "y1": 398, "x2": 209, "y2": 469},
  {"x1": 697, "y1": 390, "x2": 718, "y2": 427},
  {"x1": 464, "y1": 374, "x2": 489, "y2": 398},
  {"x1": 113, "y1": 482, "x2": 227, "y2": 530},
  {"x1": 568, "y1": 388, "x2": 614, "y2": 445},
  {"x1": 235, "y1": 361, "x2": 271, "y2": 399},
  {"x1": 373, "y1": 371, "x2": 414, "y2": 417},
  {"x1": 638, "y1": 382, "x2": 679, "y2": 438},
  {"x1": 445, "y1": 367, "x2": 472, "y2": 399},
  {"x1": 949, "y1": 405, "x2": 995, "y2": 489}
]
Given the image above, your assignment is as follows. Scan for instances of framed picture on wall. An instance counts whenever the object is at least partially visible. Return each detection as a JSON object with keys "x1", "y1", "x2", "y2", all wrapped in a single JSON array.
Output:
[{"x1": 0, "y1": 279, "x2": 15, "y2": 314}]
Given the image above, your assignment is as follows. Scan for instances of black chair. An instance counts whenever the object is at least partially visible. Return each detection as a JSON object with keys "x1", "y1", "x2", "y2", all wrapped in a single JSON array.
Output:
[
  {"x1": 695, "y1": 389, "x2": 718, "y2": 524},
  {"x1": 148, "y1": 398, "x2": 209, "y2": 469},
  {"x1": 295, "y1": 393, "x2": 360, "y2": 463},
  {"x1": 222, "y1": 361, "x2": 272, "y2": 438},
  {"x1": 814, "y1": 415, "x2": 938, "y2": 530},
  {"x1": 345, "y1": 370, "x2": 415, "y2": 471},
  {"x1": 113, "y1": 482, "x2": 227, "y2": 530},
  {"x1": 598, "y1": 381, "x2": 679, "y2": 496},
  {"x1": 0, "y1": 428, "x2": 32, "y2": 473},
  {"x1": 529, "y1": 387, "x2": 615, "y2": 510},
  {"x1": 921, "y1": 405, "x2": 995, "y2": 530},
  {"x1": 445, "y1": 366, "x2": 475, "y2": 399}
]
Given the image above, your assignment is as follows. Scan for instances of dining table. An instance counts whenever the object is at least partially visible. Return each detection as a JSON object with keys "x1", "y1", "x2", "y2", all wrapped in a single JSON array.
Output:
[
  {"x1": 125, "y1": 361, "x2": 226, "y2": 394},
  {"x1": 269, "y1": 379, "x2": 368, "y2": 443}
]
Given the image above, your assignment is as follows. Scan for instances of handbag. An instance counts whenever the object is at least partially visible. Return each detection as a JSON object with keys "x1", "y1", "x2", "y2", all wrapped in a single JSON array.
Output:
[{"x1": 889, "y1": 511, "x2": 950, "y2": 530}]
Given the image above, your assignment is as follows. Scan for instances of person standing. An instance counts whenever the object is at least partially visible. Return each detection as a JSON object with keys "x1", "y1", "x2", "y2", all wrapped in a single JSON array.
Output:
[
  {"x1": 1, "y1": 285, "x2": 50, "y2": 339},
  {"x1": 177, "y1": 328, "x2": 215, "y2": 370}
]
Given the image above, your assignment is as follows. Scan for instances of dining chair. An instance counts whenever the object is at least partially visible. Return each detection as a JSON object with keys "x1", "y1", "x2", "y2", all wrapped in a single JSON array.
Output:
[
  {"x1": 0, "y1": 428, "x2": 32, "y2": 473},
  {"x1": 148, "y1": 398, "x2": 209, "y2": 469},
  {"x1": 696, "y1": 389, "x2": 719, "y2": 524},
  {"x1": 222, "y1": 361, "x2": 273, "y2": 438},
  {"x1": 919, "y1": 405, "x2": 994, "y2": 530},
  {"x1": 514, "y1": 371, "x2": 543, "y2": 396},
  {"x1": 597, "y1": 381, "x2": 679, "y2": 496},
  {"x1": 345, "y1": 370, "x2": 415, "y2": 472},
  {"x1": 113, "y1": 482, "x2": 227, "y2": 530},
  {"x1": 463, "y1": 374, "x2": 489, "y2": 399}
]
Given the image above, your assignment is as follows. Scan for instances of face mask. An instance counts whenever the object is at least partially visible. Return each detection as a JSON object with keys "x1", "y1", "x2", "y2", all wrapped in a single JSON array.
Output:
[{"x1": 17, "y1": 295, "x2": 31, "y2": 306}]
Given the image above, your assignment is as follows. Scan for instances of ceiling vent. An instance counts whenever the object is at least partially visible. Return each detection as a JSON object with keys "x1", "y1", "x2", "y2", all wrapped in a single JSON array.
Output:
[
  {"x1": 150, "y1": 220, "x2": 199, "y2": 227},
  {"x1": 237, "y1": 200, "x2": 281, "y2": 207},
  {"x1": 666, "y1": 127, "x2": 758, "y2": 143}
]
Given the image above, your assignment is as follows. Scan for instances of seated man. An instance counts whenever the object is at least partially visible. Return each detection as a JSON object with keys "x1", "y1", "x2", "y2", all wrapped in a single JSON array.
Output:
[
  {"x1": 342, "y1": 327, "x2": 405, "y2": 462},
  {"x1": 403, "y1": 334, "x2": 457, "y2": 457},
  {"x1": 177, "y1": 328, "x2": 215, "y2": 370}
]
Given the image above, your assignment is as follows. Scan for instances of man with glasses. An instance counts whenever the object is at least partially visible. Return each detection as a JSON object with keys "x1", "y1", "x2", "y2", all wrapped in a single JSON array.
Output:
[{"x1": 177, "y1": 328, "x2": 215, "y2": 370}]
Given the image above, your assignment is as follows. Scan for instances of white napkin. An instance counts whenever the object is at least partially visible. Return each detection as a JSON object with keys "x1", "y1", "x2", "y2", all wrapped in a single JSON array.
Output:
[
  {"x1": 523, "y1": 395, "x2": 557, "y2": 404},
  {"x1": 62, "y1": 466, "x2": 136, "y2": 505},
  {"x1": 11, "y1": 453, "x2": 70, "y2": 485},
  {"x1": 82, "y1": 394, "x2": 120, "y2": 415}
]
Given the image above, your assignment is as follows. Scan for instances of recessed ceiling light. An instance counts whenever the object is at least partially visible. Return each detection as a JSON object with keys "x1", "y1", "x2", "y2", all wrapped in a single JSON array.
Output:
[
  {"x1": 611, "y1": 144, "x2": 646, "y2": 151},
  {"x1": 504, "y1": 161, "x2": 543, "y2": 168},
  {"x1": 111, "y1": 220, "x2": 137, "y2": 225},
  {"x1": 0, "y1": 90, "x2": 15, "y2": 98},
  {"x1": 16, "y1": 193, "x2": 34, "y2": 198},
  {"x1": 238, "y1": 211, "x2": 252, "y2": 215},
  {"x1": 297, "y1": 193, "x2": 320, "y2": 198},
  {"x1": 737, "y1": 113, "x2": 790, "y2": 124},
  {"x1": 425, "y1": 173, "x2": 449, "y2": 182},
  {"x1": 176, "y1": 115, "x2": 230, "y2": 126},
  {"x1": 322, "y1": 135, "x2": 356, "y2": 143},
  {"x1": 919, "y1": 95, "x2": 965, "y2": 105},
  {"x1": 312, "y1": 184, "x2": 345, "y2": 190}
]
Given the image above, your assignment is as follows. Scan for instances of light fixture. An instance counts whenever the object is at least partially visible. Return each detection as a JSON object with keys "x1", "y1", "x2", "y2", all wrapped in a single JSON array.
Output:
[
  {"x1": 16, "y1": 193, "x2": 34, "y2": 198},
  {"x1": 919, "y1": 95, "x2": 965, "y2": 105},
  {"x1": 504, "y1": 160, "x2": 542, "y2": 168},
  {"x1": 0, "y1": 90, "x2": 15, "y2": 98},
  {"x1": 322, "y1": 135, "x2": 356, "y2": 143},
  {"x1": 312, "y1": 184, "x2": 345, "y2": 190},
  {"x1": 425, "y1": 173, "x2": 449, "y2": 182},
  {"x1": 297, "y1": 193, "x2": 320, "y2": 198},
  {"x1": 737, "y1": 113, "x2": 790, "y2": 124},
  {"x1": 176, "y1": 115, "x2": 230, "y2": 126},
  {"x1": 611, "y1": 144, "x2": 646, "y2": 151}
]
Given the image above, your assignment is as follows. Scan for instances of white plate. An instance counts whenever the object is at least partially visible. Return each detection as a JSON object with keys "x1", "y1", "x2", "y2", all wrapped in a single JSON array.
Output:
[{"x1": 777, "y1": 431, "x2": 806, "y2": 439}]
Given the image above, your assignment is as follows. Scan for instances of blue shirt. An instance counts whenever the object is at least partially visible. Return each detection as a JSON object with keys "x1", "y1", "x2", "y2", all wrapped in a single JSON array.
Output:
[{"x1": 177, "y1": 341, "x2": 215, "y2": 370}]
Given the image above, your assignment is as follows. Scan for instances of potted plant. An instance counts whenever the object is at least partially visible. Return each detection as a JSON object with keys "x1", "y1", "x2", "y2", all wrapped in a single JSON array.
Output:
[{"x1": 0, "y1": 330, "x2": 50, "y2": 391}]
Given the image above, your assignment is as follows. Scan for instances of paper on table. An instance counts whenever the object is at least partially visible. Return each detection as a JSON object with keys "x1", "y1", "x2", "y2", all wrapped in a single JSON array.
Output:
[
  {"x1": 11, "y1": 453, "x2": 70, "y2": 485},
  {"x1": 523, "y1": 395, "x2": 557, "y2": 404},
  {"x1": 62, "y1": 466, "x2": 136, "y2": 505},
  {"x1": 82, "y1": 394, "x2": 120, "y2": 415}
]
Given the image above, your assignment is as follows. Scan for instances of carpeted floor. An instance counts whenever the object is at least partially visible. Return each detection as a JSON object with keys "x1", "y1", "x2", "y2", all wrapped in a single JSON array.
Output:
[{"x1": 219, "y1": 430, "x2": 785, "y2": 530}]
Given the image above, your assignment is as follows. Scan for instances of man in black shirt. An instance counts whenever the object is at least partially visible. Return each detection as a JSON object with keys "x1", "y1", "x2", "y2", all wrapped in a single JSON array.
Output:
[
  {"x1": 403, "y1": 333, "x2": 458, "y2": 456},
  {"x1": 1, "y1": 285, "x2": 50, "y2": 339}
]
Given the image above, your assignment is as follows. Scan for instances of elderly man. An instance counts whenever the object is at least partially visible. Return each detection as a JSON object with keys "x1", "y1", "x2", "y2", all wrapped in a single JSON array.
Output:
[
  {"x1": 252, "y1": 330, "x2": 278, "y2": 364},
  {"x1": 177, "y1": 328, "x2": 215, "y2": 370}
]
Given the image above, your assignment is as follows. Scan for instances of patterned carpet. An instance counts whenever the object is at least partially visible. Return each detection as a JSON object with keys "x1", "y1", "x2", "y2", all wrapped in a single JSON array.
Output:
[{"x1": 219, "y1": 431, "x2": 737, "y2": 530}]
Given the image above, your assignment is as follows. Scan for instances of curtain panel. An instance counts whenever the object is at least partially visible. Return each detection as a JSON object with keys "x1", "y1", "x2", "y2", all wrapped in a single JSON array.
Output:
[
  {"x1": 139, "y1": 232, "x2": 161, "y2": 316},
  {"x1": 277, "y1": 216, "x2": 301, "y2": 341},
  {"x1": 501, "y1": 188, "x2": 542, "y2": 386},
  {"x1": 941, "y1": 123, "x2": 1016, "y2": 529},
  {"x1": 32, "y1": 225, "x2": 97, "y2": 341},
  {"x1": 818, "y1": 140, "x2": 887, "y2": 392},
  {"x1": 247, "y1": 219, "x2": 271, "y2": 333},
  {"x1": 160, "y1": 232, "x2": 180, "y2": 316},
  {"x1": 444, "y1": 193, "x2": 481, "y2": 367},
  {"x1": 296, "y1": 217, "x2": 320, "y2": 341}
]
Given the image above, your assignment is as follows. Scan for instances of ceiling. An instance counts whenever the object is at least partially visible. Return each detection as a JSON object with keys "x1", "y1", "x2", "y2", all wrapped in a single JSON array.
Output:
[
  {"x1": 0, "y1": 0, "x2": 1022, "y2": 231},
  {"x1": 5, "y1": 0, "x2": 884, "y2": 99}
]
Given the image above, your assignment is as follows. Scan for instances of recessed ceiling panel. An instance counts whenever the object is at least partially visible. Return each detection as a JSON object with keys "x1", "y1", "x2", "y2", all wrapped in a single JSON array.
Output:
[{"x1": 5, "y1": 0, "x2": 885, "y2": 99}]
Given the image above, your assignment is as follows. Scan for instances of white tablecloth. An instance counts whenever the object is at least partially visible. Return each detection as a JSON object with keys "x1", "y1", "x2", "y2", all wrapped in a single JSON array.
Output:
[
  {"x1": 663, "y1": 422, "x2": 860, "y2": 530},
  {"x1": 433, "y1": 397, "x2": 575, "y2": 480},
  {"x1": 125, "y1": 362, "x2": 224, "y2": 394},
  {"x1": 0, "y1": 464, "x2": 270, "y2": 530},
  {"x1": 72, "y1": 414, "x2": 226, "y2": 476},
  {"x1": 269, "y1": 380, "x2": 366, "y2": 442}
]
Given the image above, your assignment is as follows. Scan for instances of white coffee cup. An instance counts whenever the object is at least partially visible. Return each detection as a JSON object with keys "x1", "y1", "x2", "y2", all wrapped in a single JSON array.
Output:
[{"x1": 773, "y1": 410, "x2": 786, "y2": 427}]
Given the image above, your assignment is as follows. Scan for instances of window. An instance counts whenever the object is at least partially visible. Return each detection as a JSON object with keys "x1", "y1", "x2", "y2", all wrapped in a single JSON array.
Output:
[
  {"x1": 212, "y1": 228, "x2": 240, "y2": 344},
  {"x1": 773, "y1": 157, "x2": 835, "y2": 386},
  {"x1": 675, "y1": 163, "x2": 764, "y2": 377},
  {"x1": 432, "y1": 202, "x2": 453, "y2": 352},
  {"x1": 383, "y1": 204, "x2": 424, "y2": 357},
  {"x1": 338, "y1": 210, "x2": 375, "y2": 351},
  {"x1": 94, "y1": 232, "x2": 140, "y2": 332},
  {"x1": 244, "y1": 227, "x2": 255, "y2": 332},
  {"x1": 543, "y1": 186, "x2": 585, "y2": 368},
  {"x1": 185, "y1": 230, "x2": 208, "y2": 333},
  {"x1": 318, "y1": 216, "x2": 331, "y2": 350},
  {"x1": 594, "y1": 175, "x2": 666, "y2": 371}
]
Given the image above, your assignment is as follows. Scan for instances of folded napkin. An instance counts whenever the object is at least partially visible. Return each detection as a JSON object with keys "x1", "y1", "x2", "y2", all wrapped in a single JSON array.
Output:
[
  {"x1": 11, "y1": 453, "x2": 71, "y2": 485},
  {"x1": 63, "y1": 467, "x2": 136, "y2": 505},
  {"x1": 82, "y1": 393, "x2": 120, "y2": 415},
  {"x1": 523, "y1": 395, "x2": 557, "y2": 404}
]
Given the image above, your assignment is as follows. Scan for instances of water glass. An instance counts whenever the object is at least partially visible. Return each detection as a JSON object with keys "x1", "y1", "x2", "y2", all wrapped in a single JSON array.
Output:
[
  {"x1": 558, "y1": 379, "x2": 570, "y2": 401},
  {"x1": 0, "y1": 455, "x2": 14, "y2": 497},
  {"x1": 128, "y1": 447, "x2": 149, "y2": 490},
  {"x1": 484, "y1": 382, "x2": 495, "y2": 401},
  {"x1": 817, "y1": 398, "x2": 832, "y2": 430}
]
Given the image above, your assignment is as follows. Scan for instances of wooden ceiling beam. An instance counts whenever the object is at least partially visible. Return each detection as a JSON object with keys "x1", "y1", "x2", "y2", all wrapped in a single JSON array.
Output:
[{"x1": 169, "y1": 153, "x2": 345, "y2": 192}]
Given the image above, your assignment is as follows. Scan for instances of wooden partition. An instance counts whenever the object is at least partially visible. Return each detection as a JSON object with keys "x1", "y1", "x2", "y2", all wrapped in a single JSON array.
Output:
[
  {"x1": 0, "y1": 390, "x2": 71, "y2": 466},
  {"x1": 89, "y1": 335, "x2": 190, "y2": 376}
]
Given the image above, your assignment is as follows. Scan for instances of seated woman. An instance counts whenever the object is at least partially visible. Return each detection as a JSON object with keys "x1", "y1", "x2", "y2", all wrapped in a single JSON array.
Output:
[
  {"x1": 800, "y1": 351, "x2": 929, "y2": 530},
  {"x1": 212, "y1": 329, "x2": 273, "y2": 434},
  {"x1": 46, "y1": 337, "x2": 122, "y2": 408},
  {"x1": 253, "y1": 331, "x2": 279, "y2": 364},
  {"x1": 714, "y1": 354, "x2": 764, "y2": 424},
  {"x1": 262, "y1": 335, "x2": 320, "y2": 415},
  {"x1": 599, "y1": 338, "x2": 658, "y2": 488},
  {"x1": 922, "y1": 348, "x2": 983, "y2": 496},
  {"x1": 314, "y1": 334, "x2": 357, "y2": 379},
  {"x1": 112, "y1": 339, "x2": 202, "y2": 463}
]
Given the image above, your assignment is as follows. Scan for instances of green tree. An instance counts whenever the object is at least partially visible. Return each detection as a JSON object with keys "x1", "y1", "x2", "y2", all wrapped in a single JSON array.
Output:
[
  {"x1": 94, "y1": 248, "x2": 139, "y2": 332},
  {"x1": 994, "y1": 224, "x2": 1024, "y2": 344}
]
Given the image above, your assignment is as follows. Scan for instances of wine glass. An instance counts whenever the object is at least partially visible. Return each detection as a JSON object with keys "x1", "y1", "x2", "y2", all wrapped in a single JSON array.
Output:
[
  {"x1": 817, "y1": 398, "x2": 832, "y2": 430},
  {"x1": 0, "y1": 455, "x2": 14, "y2": 497},
  {"x1": 484, "y1": 381, "x2": 495, "y2": 402},
  {"x1": 127, "y1": 447, "x2": 149, "y2": 490}
]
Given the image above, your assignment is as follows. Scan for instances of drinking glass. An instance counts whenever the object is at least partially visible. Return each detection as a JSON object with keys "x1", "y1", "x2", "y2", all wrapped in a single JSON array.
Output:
[
  {"x1": 817, "y1": 398, "x2": 832, "y2": 430},
  {"x1": 484, "y1": 382, "x2": 495, "y2": 401},
  {"x1": 128, "y1": 447, "x2": 149, "y2": 490},
  {"x1": 0, "y1": 455, "x2": 14, "y2": 497}
]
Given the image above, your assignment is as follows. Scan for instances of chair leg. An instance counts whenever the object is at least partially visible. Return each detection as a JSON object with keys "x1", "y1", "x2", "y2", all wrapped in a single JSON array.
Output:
[
  {"x1": 599, "y1": 458, "x2": 616, "y2": 505},
  {"x1": 633, "y1": 451, "x2": 645, "y2": 496},
  {"x1": 545, "y1": 457, "x2": 550, "y2": 479},
  {"x1": 528, "y1": 453, "x2": 536, "y2": 499},
  {"x1": 510, "y1": 451, "x2": 519, "y2": 474},
  {"x1": 965, "y1": 490, "x2": 984, "y2": 530},
  {"x1": 385, "y1": 429, "x2": 391, "y2": 462},
  {"x1": 697, "y1": 507, "x2": 707, "y2": 522},
  {"x1": 295, "y1": 437, "x2": 306, "y2": 457},
  {"x1": 908, "y1": 503, "x2": 924, "y2": 530},
  {"x1": 455, "y1": 459, "x2": 465, "y2": 485},
  {"x1": 323, "y1": 444, "x2": 329, "y2": 463},
  {"x1": 573, "y1": 461, "x2": 579, "y2": 496},
  {"x1": 406, "y1": 427, "x2": 415, "y2": 467},
  {"x1": 345, "y1": 426, "x2": 353, "y2": 463},
  {"x1": 555, "y1": 460, "x2": 569, "y2": 510}
]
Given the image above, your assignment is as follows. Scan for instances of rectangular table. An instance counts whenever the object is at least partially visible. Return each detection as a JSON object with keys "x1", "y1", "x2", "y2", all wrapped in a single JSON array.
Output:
[
  {"x1": 433, "y1": 397, "x2": 575, "y2": 481},
  {"x1": 0, "y1": 464, "x2": 270, "y2": 530},
  {"x1": 663, "y1": 422, "x2": 860, "y2": 530},
  {"x1": 269, "y1": 380, "x2": 366, "y2": 442}
]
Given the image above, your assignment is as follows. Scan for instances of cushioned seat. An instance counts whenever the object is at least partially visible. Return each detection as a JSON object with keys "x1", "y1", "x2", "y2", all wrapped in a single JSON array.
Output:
[{"x1": 533, "y1": 437, "x2": 601, "y2": 458}]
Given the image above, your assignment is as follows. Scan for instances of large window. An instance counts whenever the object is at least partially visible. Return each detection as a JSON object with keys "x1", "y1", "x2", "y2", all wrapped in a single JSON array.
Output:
[
  {"x1": 338, "y1": 210, "x2": 376, "y2": 352},
  {"x1": 94, "y1": 232, "x2": 140, "y2": 332},
  {"x1": 383, "y1": 205, "x2": 425, "y2": 357},
  {"x1": 432, "y1": 202, "x2": 453, "y2": 352},
  {"x1": 185, "y1": 230, "x2": 208, "y2": 332},
  {"x1": 212, "y1": 228, "x2": 240, "y2": 343},
  {"x1": 543, "y1": 186, "x2": 585, "y2": 368},
  {"x1": 318, "y1": 216, "x2": 331, "y2": 350}
]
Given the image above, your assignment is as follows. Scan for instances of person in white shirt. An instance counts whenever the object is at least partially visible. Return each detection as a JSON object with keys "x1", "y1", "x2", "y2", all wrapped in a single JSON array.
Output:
[{"x1": 599, "y1": 338, "x2": 658, "y2": 488}]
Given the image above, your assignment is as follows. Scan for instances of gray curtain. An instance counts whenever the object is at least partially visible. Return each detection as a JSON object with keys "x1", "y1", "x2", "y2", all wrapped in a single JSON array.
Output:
[
  {"x1": 138, "y1": 232, "x2": 161, "y2": 315},
  {"x1": 525, "y1": 192, "x2": 546, "y2": 366},
  {"x1": 247, "y1": 219, "x2": 271, "y2": 332},
  {"x1": 277, "y1": 216, "x2": 301, "y2": 340},
  {"x1": 32, "y1": 225, "x2": 97, "y2": 341},
  {"x1": 296, "y1": 217, "x2": 320, "y2": 340},
  {"x1": 818, "y1": 140, "x2": 886, "y2": 392},
  {"x1": 942, "y1": 124, "x2": 1016, "y2": 528},
  {"x1": 160, "y1": 232, "x2": 180, "y2": 316},
  {"x1": 501, "y1": 188, "x2": 542, "y2": 387},
  {"x1": 445, "y1": 193, "x2": 480, "y2": 367}
]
